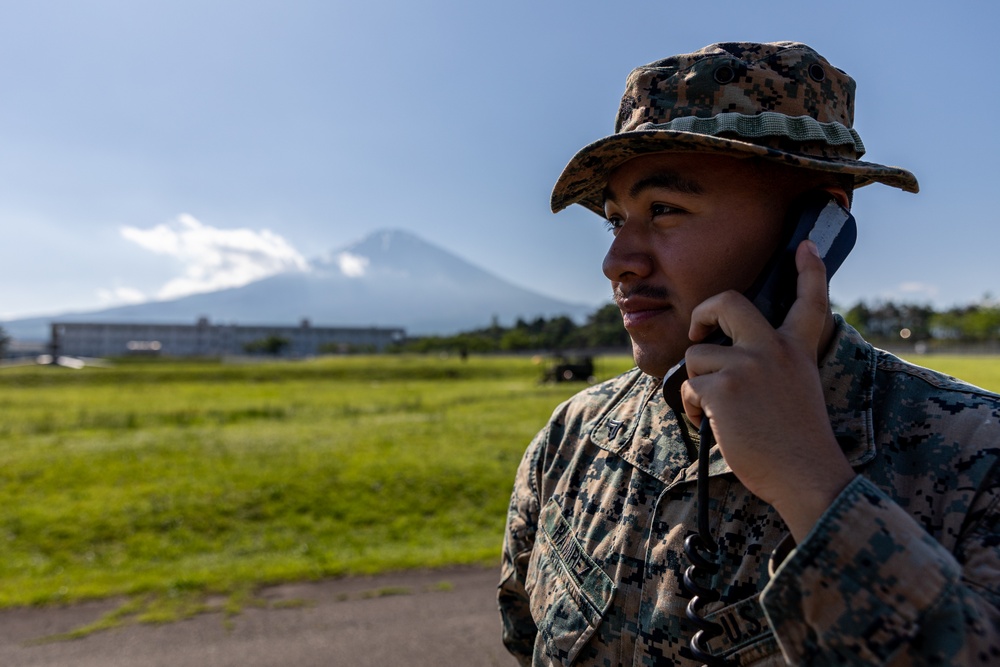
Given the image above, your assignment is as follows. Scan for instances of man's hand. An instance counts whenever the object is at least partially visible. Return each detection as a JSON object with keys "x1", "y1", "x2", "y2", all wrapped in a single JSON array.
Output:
[{"x1": 680, "y1": 240, "x2": 856, "y2": 543}]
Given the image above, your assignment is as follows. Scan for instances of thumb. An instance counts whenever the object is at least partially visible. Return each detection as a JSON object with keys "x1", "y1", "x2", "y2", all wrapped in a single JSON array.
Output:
[{"x1": 779, "y1": 239, "x2": 829, "y2": 355}]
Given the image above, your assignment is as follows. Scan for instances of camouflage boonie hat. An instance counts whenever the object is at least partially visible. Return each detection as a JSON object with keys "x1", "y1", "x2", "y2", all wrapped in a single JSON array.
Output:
[{"x1": 551, "y1": 42, "x2": 919, "y2": 216}]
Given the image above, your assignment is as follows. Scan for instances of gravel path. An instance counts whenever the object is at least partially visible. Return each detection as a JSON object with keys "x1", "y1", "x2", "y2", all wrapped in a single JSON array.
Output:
[{"x1": 0, "y1": 566, "x2": 515, "y2": 667}]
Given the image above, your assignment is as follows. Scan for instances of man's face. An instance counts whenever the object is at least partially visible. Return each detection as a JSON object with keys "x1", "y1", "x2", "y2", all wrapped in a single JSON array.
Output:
[{"x1": 602, "y1": 152, "x2": 799, "y2": 378}]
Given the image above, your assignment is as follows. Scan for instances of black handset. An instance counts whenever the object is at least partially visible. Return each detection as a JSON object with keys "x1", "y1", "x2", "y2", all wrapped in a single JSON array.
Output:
[{"x1": 678, "y1": 191, "x2": 857, "y2": 666}]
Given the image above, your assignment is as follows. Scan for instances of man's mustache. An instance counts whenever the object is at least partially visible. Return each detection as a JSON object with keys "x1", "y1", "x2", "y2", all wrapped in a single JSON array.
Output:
[{"x1": 613, "y1": 283, "x2": 670, "y2": 304}]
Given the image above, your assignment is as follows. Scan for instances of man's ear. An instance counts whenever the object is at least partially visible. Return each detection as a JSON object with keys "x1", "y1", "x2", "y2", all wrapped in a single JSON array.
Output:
[{"x1": 819, "y1": 185, "x2": 851, "y2": 209}]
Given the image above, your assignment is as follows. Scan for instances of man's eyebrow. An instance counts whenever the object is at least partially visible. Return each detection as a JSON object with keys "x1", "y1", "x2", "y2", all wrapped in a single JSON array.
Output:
[{"x1": 602, "y1": 171, "x2": 705, "y2": 205}]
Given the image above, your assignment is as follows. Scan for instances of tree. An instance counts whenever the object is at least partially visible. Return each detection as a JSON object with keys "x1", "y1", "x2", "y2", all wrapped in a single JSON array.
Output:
[
  {"x1": 844, "y1": 302, "x2": 871, "y2": 337},
  {"x1": 243, "y1": 335, "x2": 290, "y2": 356},
  {"x1": 499, "y1": 328, "x2": 537, "y2": 351},
  {"x1": 542, "y1": 316, "x2": 578, "y2": 349},
  {"x1": 0, "y1": 327, "x2": 9, "y2": 359},
  {"x1": 579, "y1": 303, "x2": 631, "y2": 348},
  {"x1": 931, "y1": 303, "x2": 1000, "y2": 342},
  {"x1": 843, "y1": 300, "x2": 933, "y2": 342}
]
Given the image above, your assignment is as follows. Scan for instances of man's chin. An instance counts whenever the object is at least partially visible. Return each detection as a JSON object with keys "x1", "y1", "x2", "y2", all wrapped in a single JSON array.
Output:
[{"x1": 630, "y1": 342, "x2": 685, "y2": 380}]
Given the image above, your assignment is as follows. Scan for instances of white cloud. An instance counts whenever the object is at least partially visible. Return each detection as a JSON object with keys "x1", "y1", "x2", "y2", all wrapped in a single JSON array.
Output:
[
  {"x1": 119, "y1": 214, "x2": 309, "y2": 300},
  {"x1": 336, "y1": 251, "x2": 369, "y2": 278},
  {"x1": 893, "y1": 282, "x2": 940, "y2": 299},
  {"x1": 97, "y1": 286, "x2": 147, "y2": 306}
]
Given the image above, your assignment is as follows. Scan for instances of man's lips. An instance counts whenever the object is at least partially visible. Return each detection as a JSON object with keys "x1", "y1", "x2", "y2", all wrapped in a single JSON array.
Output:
[
  {"x1": 613, "y1": 284, "x2": 672, "y2": 328},
  {"x1": 615, "y1": 296, "x2": 672, "y2": 328}
]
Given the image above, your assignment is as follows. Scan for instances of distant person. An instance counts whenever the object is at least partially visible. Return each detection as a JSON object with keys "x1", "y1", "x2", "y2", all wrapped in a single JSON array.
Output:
[{"x1": 498, "y1": 42, "x2": 1000, "y2": 665}]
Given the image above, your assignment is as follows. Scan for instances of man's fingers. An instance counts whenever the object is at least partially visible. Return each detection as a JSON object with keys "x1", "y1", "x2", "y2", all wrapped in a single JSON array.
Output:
[
  {"x1": 688, "y1": 290, "x2": 772, "y2": 345},
  {"x1": 680, "y1": 377, "x2": 704, "y2": 425},
  {"x1": 684, "y1": 341, "x2": 741, "y2": 378},
  {"x1": 690, "y1": 240, "x2": 831, "y2": 355},
  {"x1": 779, "y1": 240, "x2": 829, "y2": 351},
  {"x1": 684, "y1": 239, "x2": 832, "y2": 428},
  {"x1": 682, "y1": 346, "x2": 745, "y2": 427}
]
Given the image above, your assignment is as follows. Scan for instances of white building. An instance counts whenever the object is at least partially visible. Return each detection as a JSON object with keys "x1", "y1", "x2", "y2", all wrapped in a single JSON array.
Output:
[{"x1": 51, "y1": 318, "x2": 405, "y2": 358}]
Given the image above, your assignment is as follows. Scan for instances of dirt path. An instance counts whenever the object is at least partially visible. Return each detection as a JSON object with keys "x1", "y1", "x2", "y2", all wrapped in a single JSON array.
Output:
[{"x1": 0, "y1": 566, "x2": 515, "y2": 667}]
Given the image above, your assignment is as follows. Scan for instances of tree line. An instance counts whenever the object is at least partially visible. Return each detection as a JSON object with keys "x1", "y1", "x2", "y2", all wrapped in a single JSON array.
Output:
[
  {"x1": 389, "y1": 303, "x2": 631, "y2": 354},
  {"x1": 394, "y1": 296, "x2": 1000, "y2": 355},
  {"x1": 843, "y1": 298, "x2": 1000, "y2": 344}
]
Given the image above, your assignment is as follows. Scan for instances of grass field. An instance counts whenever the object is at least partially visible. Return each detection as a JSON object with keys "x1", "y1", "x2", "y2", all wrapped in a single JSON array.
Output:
[
  {"x1": 896, "y1": 353, "x2": 1000, "y2": 393},
  {"x1": 1, "y1": 352, "x2": 998, "y2": 631},
  {"x1": 0, "y1": 355, "x2": 635, "y2": 617}
]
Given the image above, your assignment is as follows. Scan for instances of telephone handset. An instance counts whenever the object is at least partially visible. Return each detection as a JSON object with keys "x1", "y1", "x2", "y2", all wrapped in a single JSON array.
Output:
[{"x1": 676, "y1": 191, "x2": 857, "y2": 666}]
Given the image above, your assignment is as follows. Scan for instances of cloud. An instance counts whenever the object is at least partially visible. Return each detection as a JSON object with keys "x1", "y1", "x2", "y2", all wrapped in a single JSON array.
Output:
[
  {"x1": 97, "y1": 286, "x2": 147, "y2": 306},
  {"x1": 336, "y1": 251, "x2": 369, "y2": 278},
  {"x1": 893, "y1": 281, "x2": 940, "y2": 300},
  {"x1": 119, "y1": 214, "x2": 309, "y2": 300}
]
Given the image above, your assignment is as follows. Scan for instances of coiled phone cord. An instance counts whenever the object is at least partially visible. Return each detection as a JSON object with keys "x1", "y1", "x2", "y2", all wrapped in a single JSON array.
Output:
[{"x1": 681, "y1": 416, "x2": 730, "y2": 666}]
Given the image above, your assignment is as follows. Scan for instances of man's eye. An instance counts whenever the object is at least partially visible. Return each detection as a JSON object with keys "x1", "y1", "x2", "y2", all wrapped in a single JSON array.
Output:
[
  {"x1": 650, "y1": 203, "x2": 677, "y2": 216},
  {"x1": 604, "y1": 217, "x2": 624, "y2": 234}
]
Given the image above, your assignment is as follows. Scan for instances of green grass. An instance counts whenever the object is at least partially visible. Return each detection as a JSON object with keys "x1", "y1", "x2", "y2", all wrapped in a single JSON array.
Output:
[
  {"x1": 0, "y1": 354, "x2": 636, "y2": 617},
  {"x1": 1, "y1": 351, "x2": 996, "y2": 637},
  {"x1": 896, "y1": 354, "x2": 1000, "y2": 393}
]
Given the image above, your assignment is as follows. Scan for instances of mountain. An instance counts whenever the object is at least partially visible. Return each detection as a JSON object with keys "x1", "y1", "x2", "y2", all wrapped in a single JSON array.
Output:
[{"x1": 2, "y1": 230, "x2": 597, "y2": 340}]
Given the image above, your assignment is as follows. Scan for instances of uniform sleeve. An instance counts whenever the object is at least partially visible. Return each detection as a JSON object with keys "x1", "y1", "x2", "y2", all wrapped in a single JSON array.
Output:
[
  {"x1": 760, "y1": 475, "x2": 1000, "y2": 665},
  {"x1": 498, "y1": 429, "x2": 544, "y2": 666}
]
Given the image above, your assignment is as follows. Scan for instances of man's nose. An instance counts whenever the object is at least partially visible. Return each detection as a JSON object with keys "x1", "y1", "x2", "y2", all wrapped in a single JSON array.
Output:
[{"x1": 603, "y1": 222, "x2": 653, "y2": 282}]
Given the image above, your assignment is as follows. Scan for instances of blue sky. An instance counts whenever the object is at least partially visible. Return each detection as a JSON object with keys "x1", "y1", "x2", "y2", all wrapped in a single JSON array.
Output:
[{"x1": 1, "y1": 0, "x2": 997, "y2": 323}]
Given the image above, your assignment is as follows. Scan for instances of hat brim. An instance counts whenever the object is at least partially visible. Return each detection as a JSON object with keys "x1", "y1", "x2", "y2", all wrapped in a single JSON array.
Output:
[{"x1": 550, "y1": 130, "x2": 919, "y2": 216}]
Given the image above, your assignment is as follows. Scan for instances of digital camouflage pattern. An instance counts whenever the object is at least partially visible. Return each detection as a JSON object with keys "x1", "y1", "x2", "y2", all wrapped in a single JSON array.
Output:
[
  {"x1": 499, "y1": 318, "x2": 1000, "y2": 665},
  {"x1": 550, "y1": 42, "x2": 919, "y2": 216}
]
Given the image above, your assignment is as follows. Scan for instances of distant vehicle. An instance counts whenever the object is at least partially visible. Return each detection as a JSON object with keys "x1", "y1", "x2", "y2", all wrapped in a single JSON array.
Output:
[{"x1": 543, "y1": 355, "x2": 595, "y2": 383}]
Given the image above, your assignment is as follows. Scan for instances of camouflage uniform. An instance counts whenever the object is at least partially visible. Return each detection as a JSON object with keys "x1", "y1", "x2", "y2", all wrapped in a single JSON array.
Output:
[{"x1": 498, "y1": 317, "x2": 1000, "y2": 665}]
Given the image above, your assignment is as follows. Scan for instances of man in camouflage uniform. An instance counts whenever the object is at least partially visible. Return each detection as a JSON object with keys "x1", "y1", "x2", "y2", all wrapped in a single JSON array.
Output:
[{"x1": 498, "y1": 42, "x2": 1000, "y2": 665}]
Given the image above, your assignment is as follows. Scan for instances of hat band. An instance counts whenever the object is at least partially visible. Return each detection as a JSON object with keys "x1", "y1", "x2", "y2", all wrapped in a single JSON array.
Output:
[{"x1": 633, "y1": 111, "x2": 866, "y2": 157}]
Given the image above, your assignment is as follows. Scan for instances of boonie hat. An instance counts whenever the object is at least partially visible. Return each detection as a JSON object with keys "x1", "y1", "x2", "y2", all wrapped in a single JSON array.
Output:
[{"x1": 551, "y1": 41, "x2": 919, "y2": 216}]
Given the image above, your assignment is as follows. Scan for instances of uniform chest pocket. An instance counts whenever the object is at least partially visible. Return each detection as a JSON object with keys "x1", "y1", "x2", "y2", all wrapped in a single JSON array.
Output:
[{"x1": 525, "y1": 499, "x2": 616, "y2": 664}]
